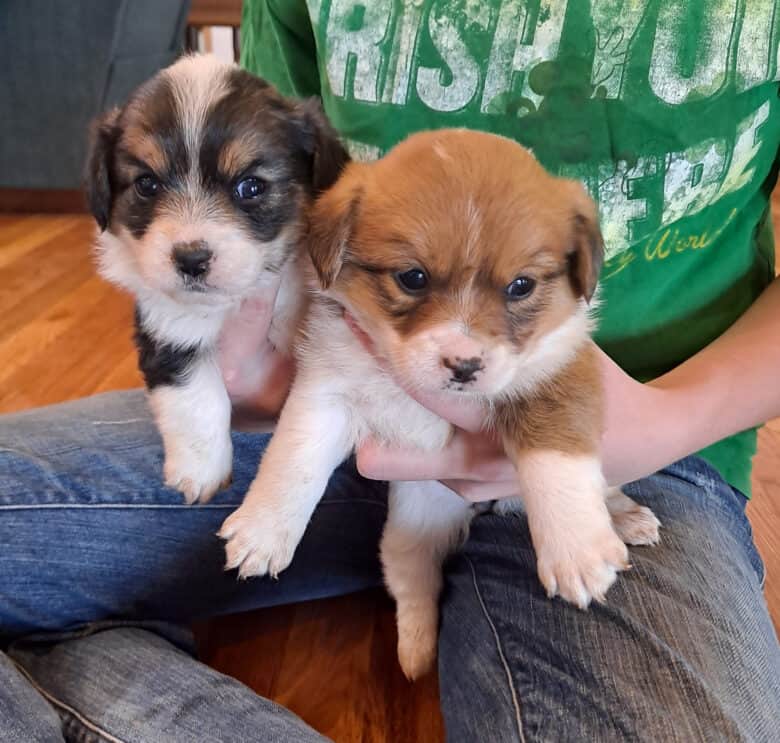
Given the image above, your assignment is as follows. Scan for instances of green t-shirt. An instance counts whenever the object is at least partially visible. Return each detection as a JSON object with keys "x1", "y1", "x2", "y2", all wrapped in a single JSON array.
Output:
[{"x1": 242, "y1": 0, "x2": 779, "y2": 496}]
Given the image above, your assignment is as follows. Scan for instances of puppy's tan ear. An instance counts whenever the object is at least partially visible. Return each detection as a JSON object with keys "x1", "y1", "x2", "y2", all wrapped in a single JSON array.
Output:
[
  {"x1": 307, "y1": 173, "x2": 363, "y2": 289},
  {"x1": 84, "y1": 107, "x2": 121, "y2": 232},
  {"x1": 565, "y1": 182, "x2": 604, "y2": 303}
]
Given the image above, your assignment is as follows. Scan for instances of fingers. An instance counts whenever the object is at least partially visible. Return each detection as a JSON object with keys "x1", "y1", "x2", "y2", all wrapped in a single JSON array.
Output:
[
  {"x1": 218, "y1": 280, "x2": 283, "y2": 385},
  {"x1": 355, "y1": 434, "x2": 519, "y2": 503},
  {"x1": 230, "y1": 347, "x2": 295, "y2": 417},
  {"x1": 440, "y1": 479, "x2": 521, "y2": 502},
  {"x1": 356, "y1": 431, "x2": 515, "y2": 483}
]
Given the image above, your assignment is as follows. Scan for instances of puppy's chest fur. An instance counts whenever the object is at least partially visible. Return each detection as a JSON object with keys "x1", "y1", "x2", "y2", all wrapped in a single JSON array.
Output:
[
  {"x1": 299, "y1": 299, "x2": 452, "y2": 452},
  {"x1": 136, "y1": 255, "x2": 304, "y2": 356}
]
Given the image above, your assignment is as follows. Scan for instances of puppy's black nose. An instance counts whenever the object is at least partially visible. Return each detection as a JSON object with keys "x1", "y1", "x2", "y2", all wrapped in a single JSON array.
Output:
[
  {"x1": 443, "y1": 356, "x2": 484, "y2": 384},
  {"x1": 172, "y1": 242, "x2": 212, "y2": 278}
]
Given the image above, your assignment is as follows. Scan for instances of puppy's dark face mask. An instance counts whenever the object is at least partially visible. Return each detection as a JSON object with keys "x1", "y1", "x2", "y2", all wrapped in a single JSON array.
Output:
[{"x1": 86, "y1": 55, "x2": 347, "y2": 305}]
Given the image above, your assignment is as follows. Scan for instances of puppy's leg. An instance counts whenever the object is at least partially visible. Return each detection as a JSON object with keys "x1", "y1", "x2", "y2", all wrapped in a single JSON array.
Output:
[
  {"x1": 514, "y1": 450, "x2": 629, "y2": 609},
  {"x1": 606, "y1": 486, "x2": 661, "y2": 546},
  {"x1": 381, "y1": 481, "x2": 472, "y2": 681},
  {"x1": 219, "y1": 384, "x2": 354, "y2": 578},
  {"x1": 149, "y1": 355, "x2": 232, "y2": 505}
]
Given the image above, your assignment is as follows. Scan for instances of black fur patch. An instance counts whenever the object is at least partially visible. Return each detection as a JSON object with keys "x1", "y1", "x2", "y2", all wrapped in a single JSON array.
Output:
[
  {"x1": 198, "y1": 71, "x2": 309, "y2": 243},
  {"x1": 134, "y1": 308, "x2": 201, "y2": 389},
  {"x1": 112, "y1": 76, "x2": 187, "y2": 240}
]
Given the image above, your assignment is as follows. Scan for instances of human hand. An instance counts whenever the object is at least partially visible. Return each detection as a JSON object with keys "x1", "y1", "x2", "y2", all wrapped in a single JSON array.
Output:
[
  {"x1": 218, "y1": 276, "x2": 295, "y2": 419},
  {"x1": 348, "y1": 312, "x2": 674, "y2": 496}
]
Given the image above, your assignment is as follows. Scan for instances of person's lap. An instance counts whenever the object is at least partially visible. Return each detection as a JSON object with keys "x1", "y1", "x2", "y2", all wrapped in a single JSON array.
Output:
[
  {"x1": 444, "y1": 460, "x2": 779, "y2": 741},
  {"x1": 0, "y1": 390, "x2": 387, "y2": 637},
  {"x1": 1, "y1": 390, "x2": 385, "y2": 742},
  {"x1": 1, "y1": 391, "x2": 778, "y2": 742}
]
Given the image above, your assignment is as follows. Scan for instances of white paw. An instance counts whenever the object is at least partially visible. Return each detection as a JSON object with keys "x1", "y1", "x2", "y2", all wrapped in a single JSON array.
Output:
[
  {"x1": 605, "y1": 487, "x2": 661, "y2": 546},
  {"x1": 611, "y1": 505, "x2": 661, "y2": 546},
  {"x1": 218, "y1": 505, "x2": 303, "y2": 579},
  {"x1": 163, "y1": 437, "x2": 233, "y2": 504},
  {"x1": 535, "y1": 526, "x2": 629, "y2": 609},
  {"x1": 396, "y1": 601, "x2": 439, "y2": 681}
]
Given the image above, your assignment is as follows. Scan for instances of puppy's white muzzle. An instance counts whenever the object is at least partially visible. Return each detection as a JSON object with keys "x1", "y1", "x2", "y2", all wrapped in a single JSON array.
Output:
[{"x1": 396, "y1": 323, "x2": 516, "y2": 396}]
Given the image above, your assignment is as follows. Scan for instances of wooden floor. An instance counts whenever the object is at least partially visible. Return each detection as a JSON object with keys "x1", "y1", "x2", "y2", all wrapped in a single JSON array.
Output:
[{"x1": 1, "y1": 211, "x2": 778, "y2": 742}]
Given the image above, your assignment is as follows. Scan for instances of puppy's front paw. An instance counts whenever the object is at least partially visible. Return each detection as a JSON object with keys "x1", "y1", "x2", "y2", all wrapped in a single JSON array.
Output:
[
  {"x1": 164, "y1": 439, "x2": 233, "y2": 504},
  {"x1": 396, "y1": 601, "x2": 439, "y2": 682},
  {"x1": 535, "y1": 526, "x2": 629, "y2": 609},
  {"x1": 219, "y1": 505, "x2": 302, "y2": 579}
]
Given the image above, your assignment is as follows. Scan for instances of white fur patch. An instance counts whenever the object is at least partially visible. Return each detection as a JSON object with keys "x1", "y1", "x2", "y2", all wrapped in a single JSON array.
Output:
[
  {"x1": 463, "y1": 196, "x2": 481, "y2": 262},
  {"x1": 150, "y1": 355, "x2": 232, "y2": 504},
  {"x1": 165, "y1": 54, "x2": 233, "y2": 175},
  {"x1": 515, "y1": 450, "x2": 629, "y2": 608},
  {"x1": 219, "y1": 379, "x2": 356, "y2": 578},
  {"x1": 605, "y1": 487, "x2": 661, "y2": 546}
]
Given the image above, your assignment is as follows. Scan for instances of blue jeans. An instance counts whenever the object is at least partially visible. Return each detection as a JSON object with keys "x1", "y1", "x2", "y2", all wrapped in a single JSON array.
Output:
[{"x1": 0, "y1": 391, "x2": 778, "y2": 742}]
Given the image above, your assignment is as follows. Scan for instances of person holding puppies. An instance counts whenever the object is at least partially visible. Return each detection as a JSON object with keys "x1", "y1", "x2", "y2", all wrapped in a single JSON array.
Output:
[{"x1": 1, "y1": 2, "x2": 779, "y2": 741}]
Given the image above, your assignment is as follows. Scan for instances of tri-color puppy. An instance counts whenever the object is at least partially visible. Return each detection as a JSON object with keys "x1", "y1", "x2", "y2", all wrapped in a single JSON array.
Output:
[
  {"x1": 85, "y1": 54, "x2": 347, "y2": 503},
  {"x1": 220, "y1": 129, "x2": 661, "y2": 680}
]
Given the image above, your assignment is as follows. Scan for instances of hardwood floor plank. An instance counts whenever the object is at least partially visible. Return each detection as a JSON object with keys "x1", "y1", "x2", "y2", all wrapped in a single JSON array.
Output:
[
  {"x1": 0, "y1": 276, "x2": 117, "y2": 391},
  {"x1": 0, "y1": 277, "x2": 136, "y2": 412},
  {"x1": 0, "y1": 215, "x2": 85, "y2": 270},
  {"x1": 0, "y1": 221, "x2": 98, "y2": 342}
]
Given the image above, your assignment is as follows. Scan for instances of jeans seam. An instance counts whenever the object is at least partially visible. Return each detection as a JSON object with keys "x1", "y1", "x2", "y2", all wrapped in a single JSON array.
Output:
[
  {"x1": 466, "y1": 556, "x2": 526, "y2": 743},
  {"x1": 10, "y1": 658, "x2": 128, "y2": 743}
]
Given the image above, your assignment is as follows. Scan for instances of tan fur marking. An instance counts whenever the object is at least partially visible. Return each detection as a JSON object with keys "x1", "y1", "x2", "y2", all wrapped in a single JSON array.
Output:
[
  {"x1": 495, "y1": 342, "x2": 603, "y2": 457},
  {"x1": 121, "y1": 128, "x2": 168, "y2": 175}
]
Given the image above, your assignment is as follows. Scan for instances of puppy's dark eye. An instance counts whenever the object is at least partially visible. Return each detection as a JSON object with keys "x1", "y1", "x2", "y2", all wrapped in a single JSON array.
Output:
[
  {"x1": 505, "y1": 276, "x2": 536, "y2": 301},
  {"x1": 135, "y1": 175, "x2": 160, "y2": 198},
  {"x1": 395, "y1": 268, "x2": 428, "y2": 294},
  {"x1": 234, "y1": 176, "x2": 266, "y2": 201}
]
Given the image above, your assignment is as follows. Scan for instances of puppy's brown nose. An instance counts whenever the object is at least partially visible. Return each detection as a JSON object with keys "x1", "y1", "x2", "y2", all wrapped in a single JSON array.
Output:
[
  {"x1": 442, "y1": 356, "x2": 483, "y2": 384},
  {"x1": 173, "y1": 242, "x2": 212, "y2": 278}
]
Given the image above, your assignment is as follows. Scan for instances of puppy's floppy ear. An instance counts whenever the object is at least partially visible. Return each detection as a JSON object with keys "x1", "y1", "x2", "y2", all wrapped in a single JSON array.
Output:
[
  {"x1": 565, "y1": 181, "x2": 604, "y2": 303},
  {"x1": 84, "y1": 107, "x2": 121, "y2": 232},
  {"x1": 290, "y1": 98, "x2": 350, "y2": 193},
  {"x1": 307, "y1": 171, "x2": 363, "y2": 289}
]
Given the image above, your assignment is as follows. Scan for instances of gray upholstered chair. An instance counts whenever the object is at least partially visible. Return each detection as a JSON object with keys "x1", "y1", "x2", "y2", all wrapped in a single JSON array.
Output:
[{"x1": 0, "y1": 0, "x2": 190, "y2": 191}]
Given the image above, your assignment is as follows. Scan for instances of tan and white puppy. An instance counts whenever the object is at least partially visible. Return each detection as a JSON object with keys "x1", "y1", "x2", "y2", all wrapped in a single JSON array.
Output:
[
  {"x1": 85, "y1": 54, "x2": 347, "y2": 503},
  {"x1": 220, "y1": 130, "x2": 660, "y2": 679}
]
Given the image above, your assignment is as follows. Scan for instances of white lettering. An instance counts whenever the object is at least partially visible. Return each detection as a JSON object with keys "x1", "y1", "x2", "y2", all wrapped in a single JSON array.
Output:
[
  {"x1": 416, "y1": 6, "x2": 480, "y2": 112},
  {"x1": 737, "y1": 0, "x2": 777, "y2": 91},
  {"x1": 481, "y1": 0, "x2": 528, "y2": 113},
  {"x1": 662, "y1": 141, "x2": 727, "y2": 224},
  {"x1": 382, "y1": 0, "x2": 424, "y2": 105},
  {"x1": 595, "y1": 158, "x2": 658, "y2": 260},
  {"x1": 325, "y1": 0, "x2": 393, "y2": 103},
  {"x1": 590, "y1": 0, "x2": 650, "y2": 99},
  {"x1": 306, "y1": 0, "x2": 323, "y2": 25},
  {"x1": 717, "y1": 100, "x2": 770, "y2": 197},
  {"x1": 344, "y1": 138, "x2": 382, "y2": 162},
  {"x1": 480, "y1": 0, "x2": 568, "y2": 113},
  {"x1": 649, "y1": 1, "x2": 738, "y2": 104}
]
